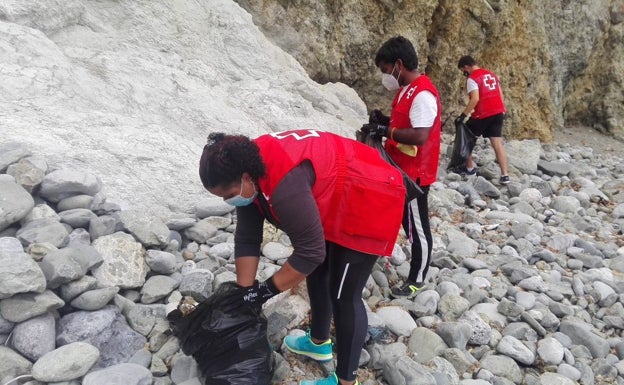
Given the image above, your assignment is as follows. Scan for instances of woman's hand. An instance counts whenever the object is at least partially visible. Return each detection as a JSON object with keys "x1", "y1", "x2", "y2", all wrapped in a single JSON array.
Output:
[{"x1": 237, "y1": 277, "x2": 280, "y2": 306}]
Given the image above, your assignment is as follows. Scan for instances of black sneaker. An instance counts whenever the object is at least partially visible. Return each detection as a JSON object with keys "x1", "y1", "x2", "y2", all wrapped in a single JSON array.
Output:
[
  {"x1": 464, "y1": 167, "x2": 477, "y2": 176},
  {"x1": 500, "y1": 175, "x2": 510, "y2": 184},
  {"x1": 390, "y1": 281, "x2": 424, "y2": 299}
]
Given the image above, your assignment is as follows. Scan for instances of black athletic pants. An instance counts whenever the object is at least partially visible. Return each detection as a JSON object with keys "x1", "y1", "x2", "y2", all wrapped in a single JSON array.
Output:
[
  {"x1": 404, "y1": 185, "x2": 432, "y2": 283},
  {"x1": 306, "y1": 241, "x2": 377, "y2": 382}
]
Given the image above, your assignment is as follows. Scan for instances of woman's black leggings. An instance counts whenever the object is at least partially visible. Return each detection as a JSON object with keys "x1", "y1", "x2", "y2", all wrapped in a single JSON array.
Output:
[{"x1": 306, "y1": 241, "x2": 377, "y2": 382}]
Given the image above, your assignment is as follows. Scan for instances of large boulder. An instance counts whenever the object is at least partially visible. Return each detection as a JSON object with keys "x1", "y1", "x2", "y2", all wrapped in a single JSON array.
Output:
[{"x1": 0, "y1": 175, "x2": 35, "y2": 232}]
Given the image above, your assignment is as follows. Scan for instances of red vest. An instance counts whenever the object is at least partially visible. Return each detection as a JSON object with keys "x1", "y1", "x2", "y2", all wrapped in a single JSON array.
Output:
[
  {"x1": 386, "y1": 74, "x2": 442, "y2": 186},
  {"x1": 254, "y1": 129, "x2": 404, "y2": 256},
  {"x1": 469, "y1": 68, "x2": 506, "y2": 119}
]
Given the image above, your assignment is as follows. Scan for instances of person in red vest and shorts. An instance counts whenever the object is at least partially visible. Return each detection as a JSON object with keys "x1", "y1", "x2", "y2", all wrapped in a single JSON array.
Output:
[
  {"x1": 360, "y1": 36, "x2": 442, "y2": 299},
  {"x1": 455, "y1": 55, "x2": 510, "y2": 184},
  {"x1": 199, "y1": 129, "x2": 405, "y2": 385}
]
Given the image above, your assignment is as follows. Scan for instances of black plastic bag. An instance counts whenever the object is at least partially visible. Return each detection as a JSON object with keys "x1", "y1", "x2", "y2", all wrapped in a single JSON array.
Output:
[
  {"x1": 356, "y1": 130, "x2": 424, "y2": 201},
  {"x1": 168, "y1": 282, "x2": 272, "y2": 385},
  {"x1": 446, "y1": 121, "x2": 477, "y2": 173}
]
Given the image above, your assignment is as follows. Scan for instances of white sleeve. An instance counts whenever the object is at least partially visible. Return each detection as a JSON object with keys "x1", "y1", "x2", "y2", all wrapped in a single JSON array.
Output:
[
  {"x1": 466, "y1": 78, "x2": 478, "y2": 94},
  {"x1": 408, "y1": 91, "x2": 438, "y2": 128}
]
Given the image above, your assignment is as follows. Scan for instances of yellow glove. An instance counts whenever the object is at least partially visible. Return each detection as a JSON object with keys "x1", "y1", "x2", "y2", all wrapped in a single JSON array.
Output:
[{"x1": 396, "y1": 143, "x2": 418, "y2": 157}]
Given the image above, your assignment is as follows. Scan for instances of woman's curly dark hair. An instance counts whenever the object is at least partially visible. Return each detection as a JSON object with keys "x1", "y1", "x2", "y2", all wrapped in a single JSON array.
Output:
[{"x1": 198, "y1": 132, "x2": 266, "y2": 189}]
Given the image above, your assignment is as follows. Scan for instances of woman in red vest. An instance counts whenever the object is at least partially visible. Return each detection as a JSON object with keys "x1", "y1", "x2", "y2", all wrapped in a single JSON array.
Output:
[{"x1": 199, "y1": 129, "x2": 405, "y2": 385}]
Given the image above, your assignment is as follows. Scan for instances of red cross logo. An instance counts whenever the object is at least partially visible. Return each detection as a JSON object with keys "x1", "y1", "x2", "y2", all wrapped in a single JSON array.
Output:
[
  {"x1": 270, "y1": 129, "x2": 321, "y2": 141},
  {"x1": 483, "y1": 74, "x2": 497, "y2": 90}
]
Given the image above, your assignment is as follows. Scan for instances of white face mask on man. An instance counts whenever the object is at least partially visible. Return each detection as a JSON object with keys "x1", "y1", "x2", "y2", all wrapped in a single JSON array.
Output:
[{"x1": 381, "y1": 63, "x2": 400, "y2": 91}]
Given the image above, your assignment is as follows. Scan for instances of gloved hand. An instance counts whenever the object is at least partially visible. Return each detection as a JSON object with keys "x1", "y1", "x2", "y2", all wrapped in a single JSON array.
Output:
[
  {"x1": 369, "y1": 109, "x2": 390, "y2": 126},
  {"x1": 360, "y1": 123, "x2": 388, "y2": 139},
  {"x1": 237, "y1": 277, "x2": 281, "y2": 307},
  {"x1": 454, "y1": 113, "x2": 467, "y2": 126}
]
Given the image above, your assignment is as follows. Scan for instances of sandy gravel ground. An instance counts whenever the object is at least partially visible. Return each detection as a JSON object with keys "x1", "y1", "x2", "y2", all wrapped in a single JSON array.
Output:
[{"x1": 553, "y1": 125, "x2": 624, "y2": 154}]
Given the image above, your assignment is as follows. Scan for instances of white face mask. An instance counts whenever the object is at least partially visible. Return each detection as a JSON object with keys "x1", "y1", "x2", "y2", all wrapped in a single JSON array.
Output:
[{"x1": 381, "y1": 63, "x2": 400, "y2": 91}]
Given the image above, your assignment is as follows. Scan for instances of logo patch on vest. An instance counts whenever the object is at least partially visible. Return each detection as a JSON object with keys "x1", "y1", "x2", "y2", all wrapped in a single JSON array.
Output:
[
  {"x1": 270, "y1": 129, "x2": 321, "y2": 141},
  {"x1": 483, "y1": 74, "x2": 497, "y2": 90}
]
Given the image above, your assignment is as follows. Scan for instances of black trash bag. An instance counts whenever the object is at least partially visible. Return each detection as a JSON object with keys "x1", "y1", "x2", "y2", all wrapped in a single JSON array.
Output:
[
  {"x1": 356, "y1": 129, "x2": 424, "y2": 202},
  {"x1": 446, "y1": 120, "x2": 477, "y2": 173},
  {"x1": 167, "y1": 282, "x2": 272, "y2": 385}
]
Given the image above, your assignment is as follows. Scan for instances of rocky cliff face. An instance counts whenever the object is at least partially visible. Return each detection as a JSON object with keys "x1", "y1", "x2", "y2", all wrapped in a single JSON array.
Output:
[
  {"x1": 1, "y1": 0, "x2": 622, "y2": 215},
  {"x1": 0, "y1": 0, "x2": 366, "y2": 216},
  {"x1": 234, "y1": 0, "x2": 624, "y2": 142}
]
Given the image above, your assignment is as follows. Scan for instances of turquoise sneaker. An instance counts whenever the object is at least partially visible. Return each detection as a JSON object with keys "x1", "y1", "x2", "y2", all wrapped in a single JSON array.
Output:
[
  {"x1": 284, "y1": 330, "x2": 333, "y2": 362},
  {"x1": 300, "y1": 372, "x2": 360, "y2": 385}
]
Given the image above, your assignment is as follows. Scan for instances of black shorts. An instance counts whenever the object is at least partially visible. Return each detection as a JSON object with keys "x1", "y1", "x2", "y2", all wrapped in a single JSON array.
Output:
[{"x1": 466, "y1": 113, "x2": 504, "y2": 138}]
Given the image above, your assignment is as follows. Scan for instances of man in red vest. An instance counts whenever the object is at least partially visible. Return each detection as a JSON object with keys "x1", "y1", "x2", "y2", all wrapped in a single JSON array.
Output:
[
  {"x1": 360, "y1": 36, "x2": 442, "y2": 299},
  {"x1": 455, "y1": 55, "x2": 510, "y2": 184}
]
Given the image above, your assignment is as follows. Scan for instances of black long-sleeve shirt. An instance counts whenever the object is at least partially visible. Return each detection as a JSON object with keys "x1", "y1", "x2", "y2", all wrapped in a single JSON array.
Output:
[{"x1": 233, "y1": 161, "x2": 326, "y2": 275}]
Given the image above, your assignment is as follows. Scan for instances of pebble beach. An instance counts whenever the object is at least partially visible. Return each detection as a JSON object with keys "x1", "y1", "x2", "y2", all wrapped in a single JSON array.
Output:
[{"x1": 0, "y1": 132, "x2": 623, "y2": 385}]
